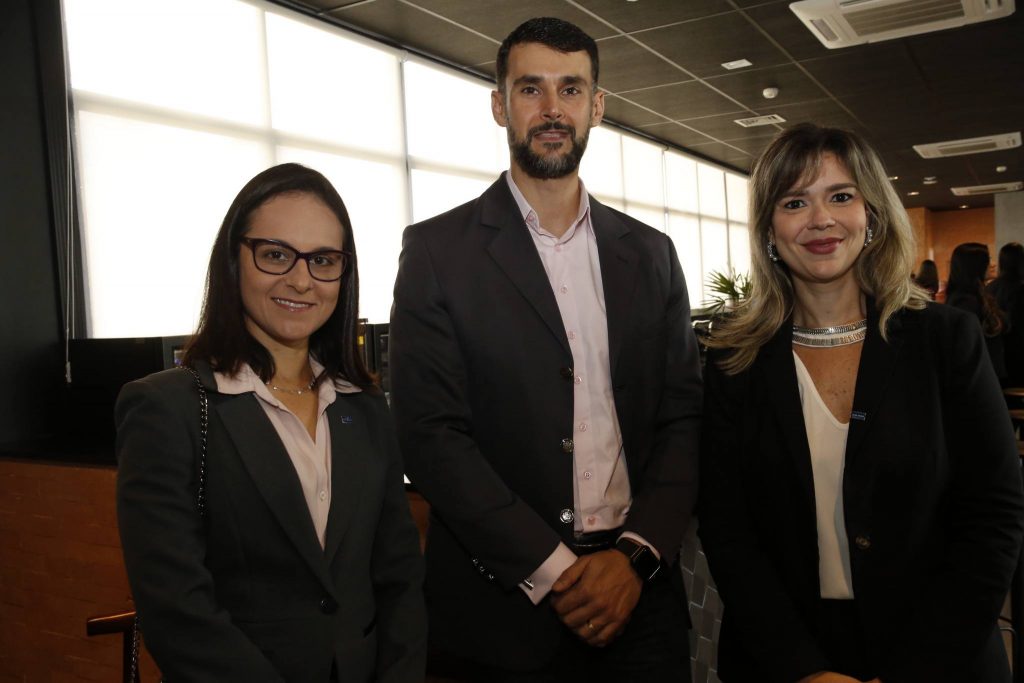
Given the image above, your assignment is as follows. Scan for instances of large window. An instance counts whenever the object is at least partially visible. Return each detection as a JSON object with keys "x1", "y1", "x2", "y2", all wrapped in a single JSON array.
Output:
[{"x1": 64, "y1": 0, "x2": 749, "y2": 337}]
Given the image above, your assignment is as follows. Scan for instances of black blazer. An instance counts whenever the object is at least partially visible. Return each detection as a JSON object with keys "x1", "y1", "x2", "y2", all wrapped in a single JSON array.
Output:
[
  {"x1": 699, "y1": 302, "x2": 1024, "y2": 683},
  {"x1": 389, "y1": 175, "x2": 703, "y2": 669},
  {"x1": 116, "y1": 363, "x2": 426, "y2": 682}
]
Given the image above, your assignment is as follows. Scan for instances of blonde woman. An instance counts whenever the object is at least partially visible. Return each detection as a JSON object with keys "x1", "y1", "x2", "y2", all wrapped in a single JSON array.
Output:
[{"x1": 698, "y1": 123, "x2": 1023, "y2": 683}]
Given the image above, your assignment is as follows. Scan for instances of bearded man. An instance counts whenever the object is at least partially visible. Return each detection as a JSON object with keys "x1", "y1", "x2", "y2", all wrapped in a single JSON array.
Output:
[{"x1": 389, "y1": 17, "x2": 702, "y2": 682}]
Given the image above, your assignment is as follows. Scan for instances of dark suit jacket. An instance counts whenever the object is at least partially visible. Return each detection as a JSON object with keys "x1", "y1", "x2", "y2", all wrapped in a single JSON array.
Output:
[
  {"x1": 116, "y1": 363, "x2": 426, "y2": 682},
  {"x1": 699, "y1": 302, "x2": 1024, "y2": 683},
  {"x1": 389, "y1": 175, "x2": 703, "y2": 669}
]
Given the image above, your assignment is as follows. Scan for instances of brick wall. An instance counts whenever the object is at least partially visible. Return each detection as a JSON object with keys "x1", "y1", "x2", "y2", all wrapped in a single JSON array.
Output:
[{"x1": 0, "y1": 458, "x2": 159, "y2": 682}]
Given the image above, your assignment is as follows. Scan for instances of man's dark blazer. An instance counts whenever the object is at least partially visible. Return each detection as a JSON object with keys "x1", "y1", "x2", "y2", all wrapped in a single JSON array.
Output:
[
  {"x1": 116, "y1": 362, "x2": 427, "y2": 682},
  {"x1": 698, "y1": 302, "x2": 1024, "y2": 683},
  {"x1": 389, "y1": 175, "x2": 703, "y2": 669}
]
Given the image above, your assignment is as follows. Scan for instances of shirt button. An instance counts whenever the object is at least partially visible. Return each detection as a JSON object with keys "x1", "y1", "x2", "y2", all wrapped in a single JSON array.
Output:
[
  {"x1": 555, "y1": 245, "x2": 562, "y2": 252},
  {"x1": 559, "y1": 285, "x2": 568, "y2": 293},
  {"x1": 584, "y1": 471, "x2": 592, "y2": 479},
  {"x1": 561, "y1": 438, "x2": 574, "y2": 454},
  {"x1": 578, "y1": 422, "x2": 588, "y2": 432},
  {"x1": 854, "y1": 535, "x2": 871, "y2": 550},
  {"x1": 574, "y1": 376, "x2": 582, "y2": 385},
  {"x1": 318, "y1": 490, "x2": 327, "y2": 502},
  {"x1": 587, "y1": 516, "x2": 595, "y2": 525},
  {"x1": 559, "y1": 509, "x2": 574, "y2": 524},
  {"x1": 568, "y1": 331, "x2": 576, "y2": 341}
]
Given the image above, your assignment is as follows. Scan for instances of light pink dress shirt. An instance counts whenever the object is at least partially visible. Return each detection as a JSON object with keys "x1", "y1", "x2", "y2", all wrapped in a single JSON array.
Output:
[
  {"x1": 215, "y1": 359, "x2": 361, "y2": 549},
  {"x1": 505, "y1": 173, "x2": 657, "y2": 605}
]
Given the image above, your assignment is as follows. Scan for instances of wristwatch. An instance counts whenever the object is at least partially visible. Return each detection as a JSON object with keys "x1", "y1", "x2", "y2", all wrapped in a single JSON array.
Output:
[{"x1": 614, "y1": 538, "x2": 661, "y2": 582}]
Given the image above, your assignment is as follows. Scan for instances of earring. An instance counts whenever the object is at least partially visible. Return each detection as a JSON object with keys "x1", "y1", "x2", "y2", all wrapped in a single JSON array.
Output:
[
  {"x1": 767, "y1": 239, "x2": 781, "y2": 263},
  {"x1": 864, "y1": 224, "x2": 875, "y2": 247}
]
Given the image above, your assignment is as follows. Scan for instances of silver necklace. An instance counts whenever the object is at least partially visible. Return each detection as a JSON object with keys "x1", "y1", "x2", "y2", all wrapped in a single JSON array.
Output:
[
  {"x1": 267, "y1": 378, "x2": 317, "y2": 395},
  {"x1": 792, "y1": 319, "x2": 867, "y2": 348}
]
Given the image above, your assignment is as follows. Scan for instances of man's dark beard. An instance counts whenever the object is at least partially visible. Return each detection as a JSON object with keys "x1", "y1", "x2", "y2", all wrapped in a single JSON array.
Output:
[{"x1": 509, "y1": 122, "x2": 589, "y2": 180}]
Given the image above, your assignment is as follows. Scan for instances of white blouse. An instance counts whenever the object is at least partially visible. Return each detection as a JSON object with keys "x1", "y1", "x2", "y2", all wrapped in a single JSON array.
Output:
[{"x1": 793, "y1": 351, "x2": 855, "y2": 599}]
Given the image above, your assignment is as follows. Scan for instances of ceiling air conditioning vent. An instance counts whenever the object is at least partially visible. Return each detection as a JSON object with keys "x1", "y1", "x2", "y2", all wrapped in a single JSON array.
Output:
[
  {"x1": 913, "y1": 131, "x2": 1020, "y2": 158},
  {"x1": 734, "y1": 114, "x2": 786, "y2": 128},
  {"x1": 950, "y1": 181, "x2": 1023, "y2": 196},
  {"x1": 789, "y1": 0, "x2": 1015, "y2": 49}
]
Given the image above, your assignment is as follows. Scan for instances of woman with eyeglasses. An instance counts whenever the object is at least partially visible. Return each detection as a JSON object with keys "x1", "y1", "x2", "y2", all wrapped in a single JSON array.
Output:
[
  {"x1": 698, "y1": 124, "x2": 1024, "y2": 683},
  {"x1": 116, "y1": 163, "x2": 426, "y2": 682}
]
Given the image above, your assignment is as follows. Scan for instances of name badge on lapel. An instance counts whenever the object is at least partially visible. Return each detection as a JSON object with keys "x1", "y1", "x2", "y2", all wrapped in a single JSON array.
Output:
[
  {"x1": 851, "y1": 410, "x2": 867, "y2": 422},
  {"x1": 340, "y1": 415, "x2": 353, "y2": 424}
]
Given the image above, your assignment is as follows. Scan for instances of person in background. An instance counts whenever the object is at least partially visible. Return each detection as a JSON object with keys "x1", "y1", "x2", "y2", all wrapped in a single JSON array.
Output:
[
  {"x1": 946, "y1": 242, "x2": 1006, "y2": 383},
  {"x1": 912, "y1": 258, "x2": 938, "y2": 300},
  {"x1": 699, "y1": 123, "x2": 1024, "y2": 683},
  {"x1": 116, "y1": 163, "x2": 426, "y2": 682},
  {"x1": 987, "y1": 242, "x2": 1024, "y2": 386},
  {"x1": 390, "y1": 16, "x2": 702, "y2": 683}
]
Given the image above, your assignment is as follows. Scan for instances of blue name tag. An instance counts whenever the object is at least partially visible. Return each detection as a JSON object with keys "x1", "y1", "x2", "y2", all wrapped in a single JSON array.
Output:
[
  {"x1": 341, "y1": 415, "x2": 353, "y2": 424},
  {"x1": 851, "y1": 410, "x2": 867, "y2": 421}
]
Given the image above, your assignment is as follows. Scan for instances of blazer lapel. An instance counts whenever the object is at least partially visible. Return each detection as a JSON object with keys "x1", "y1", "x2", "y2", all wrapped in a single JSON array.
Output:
[
  {"x1": 845, "y1": 303, "x2": 905, "y2": 468},
  {"x1": 323, "y1": 399, "x2": 367, "y2": 567},
  {"x1": 215, "y1": 394, "x2": 335, "y2": 592},
  {"x1": 589, "y1": 199, "x2": 639, "y2": 378},
  {"x1": 759, "y1": 325, "x2": 817, "y2": 505},
  {"x1": 482, "y1": 177, "x2": 570, "y2": 355}
]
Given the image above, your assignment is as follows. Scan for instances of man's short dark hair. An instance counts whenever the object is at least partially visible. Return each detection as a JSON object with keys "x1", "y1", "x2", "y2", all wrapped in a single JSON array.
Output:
[{"x1": 495, "y1": 17, "x2": 599, "y2": 92}]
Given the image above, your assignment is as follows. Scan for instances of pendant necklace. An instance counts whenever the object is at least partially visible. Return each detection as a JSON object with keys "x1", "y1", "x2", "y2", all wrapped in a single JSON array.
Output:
[{"x1": 267, "y1": 378, "x2": 317, "y2": 395}]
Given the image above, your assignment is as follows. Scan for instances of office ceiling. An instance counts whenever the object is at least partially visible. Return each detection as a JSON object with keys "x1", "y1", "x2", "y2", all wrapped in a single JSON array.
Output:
[{"x1": 276, "y1": 0, "x2": 1023, "y2": 211}]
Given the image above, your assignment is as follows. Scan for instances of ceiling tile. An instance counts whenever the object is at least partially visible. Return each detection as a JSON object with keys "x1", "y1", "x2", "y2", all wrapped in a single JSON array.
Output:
[
  {"x1": 799, "y1": 42, "x2": 925, "y2": 99},
  {"x1": 597, "y1": 36, "x2": 691, "y2": 93},
  {"x1": 571, "y1": 0, "x2": 730, "y2": 34},
  {"x1": 329, "y1": 0, "x2": 497, "y2": 66},
  {"x1": 741, "y1": 1, "x2": 835, "y2": 62},
  {"x1": 637, "y1": 121, "x2": 715, "y2": 148},
  {"x1": 602, "y1": 94, "x2": 668, "y2": 128},
  {"x1": 624, "y1": 80, "x2": 747, "y2": 120},
  {"x1": 704, "y1": 63, "x2": 828, "y2": 110},
  {"x1": 761, "y1": 98, "x2": 861, "y2": 133},
  {"x1": 406, "y1": 0, "x2": 617, "y2": 40},
  {"x1": 635, "y1": 11, "x2": 790, "y2": 78}
]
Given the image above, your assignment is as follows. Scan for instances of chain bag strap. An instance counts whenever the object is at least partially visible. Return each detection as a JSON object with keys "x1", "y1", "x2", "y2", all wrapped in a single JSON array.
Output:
[{"x1": 128, "y1": 366, "x2": 208, "y2": 682}]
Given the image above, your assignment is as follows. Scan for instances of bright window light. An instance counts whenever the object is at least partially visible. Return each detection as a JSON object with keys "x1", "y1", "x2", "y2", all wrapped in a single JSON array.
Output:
[
  {"x1": 267, "y1": 13, "x2": 404, "y2": 157},
  {"x1": 276, "y1": 146, "x2": 408, "y2": 322},
  {"x1": 625, "y1": 205, "x2": 666, "y2": 232},
  {"x1": 729, "y1": 222, "x2": 751, "y2": 276},
  {"x1": 65, "y1": 0, "x2": 266, "y2": 126},
  {"x1": 404, "y1": 61, "x2": 506, "y2": 174},
  {"x1": 697, "y1": 163, "x2": 728, "y2": 219},
  {"x1": 726, "y1": 173, "x2": 749, "y2": 225},
  {"x1": 410, "y1": 169, "x2": 492, "y2": 224},
  {"x1": 667, "y1": 213, "x2": 704, "y2": 309},
  {"x1": 622, "y1": 136, "x2": 664, "y2": 208},
  {"x1": 665, "y1": 152, "x2": 699, "y2": 214},
  {"x1": 580, "y1": 127, "x2": 623, "y2": 200},
  {"x1": 700, "y1": 218, "x2": 730, "y2": 283},
  {"x1": 76, "y1": 111, "x2": 272, "y2": 338}
]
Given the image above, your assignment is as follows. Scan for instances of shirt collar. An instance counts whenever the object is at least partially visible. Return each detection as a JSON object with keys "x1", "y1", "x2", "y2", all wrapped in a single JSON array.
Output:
[
  {"x1": 215, "y1": 357, "x2": 361, "y2": 407},
  {"x1": 505, "y1": 171, "x2": 592, "y2": 243}
]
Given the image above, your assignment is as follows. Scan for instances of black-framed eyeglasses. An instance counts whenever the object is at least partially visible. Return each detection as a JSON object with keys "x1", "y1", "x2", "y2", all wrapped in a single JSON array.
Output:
[{"x1": 240, "y1": 237, "x2": 350, "y2": 282}]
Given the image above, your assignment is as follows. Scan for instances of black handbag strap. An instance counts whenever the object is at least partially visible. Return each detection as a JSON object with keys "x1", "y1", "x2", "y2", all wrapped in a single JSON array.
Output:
[{"x1": 128, "y1": 365, "x2": 208, "y2": 681}]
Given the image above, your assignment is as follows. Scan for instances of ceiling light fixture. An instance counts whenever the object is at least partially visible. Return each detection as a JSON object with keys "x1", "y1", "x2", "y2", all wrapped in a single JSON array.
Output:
[
  {"x1": 923, "y1": 176, "x2": 938, "y2": 185},
  {"x1": 907, "y1": 191, "x2": 920, "y2": 196},
  {"x1": 888, "y1": 175, "x2": 898, "y2": 181},
  {"x1": 722, "y1": 59, "x2": 753, "y2": 70},
  {"x1": 997, "y1": 165, "x2": 1008, "y2": 173},
  {"x1": 960, "y1": 204, "x2": 969, "y2": 209}
]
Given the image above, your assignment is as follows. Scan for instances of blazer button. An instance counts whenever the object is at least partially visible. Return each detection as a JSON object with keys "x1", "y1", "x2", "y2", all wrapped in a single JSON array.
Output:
[
  {"x1": 559, "y1": 508, "x2": 574, "y2": 524},
  {"x1": 560, "y1": 366, "x2": 574, "y2": 380},
  {"x1": 319, "y1": 597, "x2": 338, "y2": 614},
  {"x1": 561, "y1": 438, "x2": 574, "y2": 454},
  {"x1": 854, "y1": 535, "x2": 871, "y2": 550}
]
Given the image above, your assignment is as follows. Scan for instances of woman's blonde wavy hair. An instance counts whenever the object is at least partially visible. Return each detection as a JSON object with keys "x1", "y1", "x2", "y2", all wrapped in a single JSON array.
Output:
[{"x1": 706, "y1": 123, "x2": 930, "y2": 374}]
